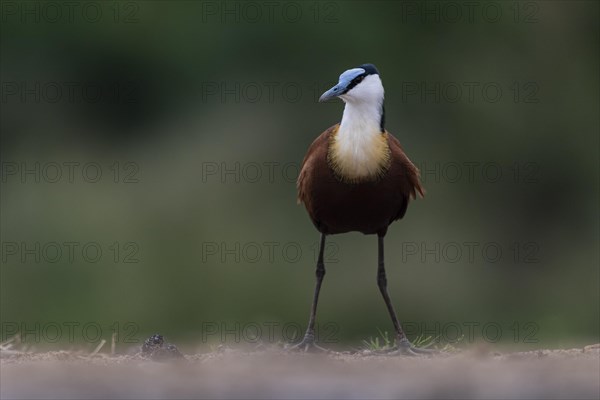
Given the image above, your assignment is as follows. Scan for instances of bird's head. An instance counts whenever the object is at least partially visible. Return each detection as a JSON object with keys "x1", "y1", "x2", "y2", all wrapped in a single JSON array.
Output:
[{"x1": 319, "y1": 64, "x2": 384, "y2": 105}]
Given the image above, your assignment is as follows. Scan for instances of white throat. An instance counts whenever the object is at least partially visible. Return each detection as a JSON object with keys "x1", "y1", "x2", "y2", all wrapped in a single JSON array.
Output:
[{"x1": 330, "y1": 75, "x2": 388, "y2": 181}]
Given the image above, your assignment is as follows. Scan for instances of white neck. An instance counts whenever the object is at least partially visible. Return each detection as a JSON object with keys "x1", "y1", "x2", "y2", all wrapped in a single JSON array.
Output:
[
  {"x1": 339, "y1": 100, "x2": 383, "y2": 135},
  {"x1": 330, "y1": 91, "x2": 388, "y2": 181},
  {"x1": 338, "y1": 73, "x2": 385, "y2": 133}
]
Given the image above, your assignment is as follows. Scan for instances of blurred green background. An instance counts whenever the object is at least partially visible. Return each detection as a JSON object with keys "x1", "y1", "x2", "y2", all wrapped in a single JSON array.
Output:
[{"x1": 1, "y1": 1, "x2": 598, "y2": 351}]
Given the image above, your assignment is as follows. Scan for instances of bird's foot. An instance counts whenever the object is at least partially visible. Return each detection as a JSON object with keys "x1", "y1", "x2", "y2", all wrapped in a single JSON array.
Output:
[
  {"x1": 386, "y1": 337, "x2": 439, "y2": 357},
  {"x1": 287, "y1": 333, "x2": 329, "y2": 353}
]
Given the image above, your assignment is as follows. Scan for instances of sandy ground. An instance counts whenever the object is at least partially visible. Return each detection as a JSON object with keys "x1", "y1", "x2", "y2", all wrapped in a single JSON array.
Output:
[{"x1": 1, "y1": 345, "x2": 599, "y2": 399}]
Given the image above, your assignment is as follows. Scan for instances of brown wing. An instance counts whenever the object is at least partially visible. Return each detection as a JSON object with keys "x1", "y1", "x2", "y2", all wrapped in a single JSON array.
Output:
[
  {"x1": 387, "y1": 132, "x2": 425, "y2": 200},
  {"x1": 297, "y1": 124, "x2": 338, "y2": 205},
  {"x1": 386, "y1": 132, "x2": 424, "y2": 222}
]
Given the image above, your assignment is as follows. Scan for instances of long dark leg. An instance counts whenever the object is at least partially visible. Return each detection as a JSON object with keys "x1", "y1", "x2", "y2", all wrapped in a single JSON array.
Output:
[
  {"x1": 306, "y1": 233, "x2": 327, "y2": 338},
  {"x1": 377, "y1": 234, "x2": 408, "y2": 342},
  {"x1": 377, "y1": 234, "x2": 435, "y2": 355},
  {"x1": 291, "y1": 233, "x2": 328, "y2": 351}
]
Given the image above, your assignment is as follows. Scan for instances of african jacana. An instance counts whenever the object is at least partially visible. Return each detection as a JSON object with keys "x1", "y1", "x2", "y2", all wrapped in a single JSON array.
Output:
[{"x1": 294, "y1": 64, "x2": 429, "y2": 355}]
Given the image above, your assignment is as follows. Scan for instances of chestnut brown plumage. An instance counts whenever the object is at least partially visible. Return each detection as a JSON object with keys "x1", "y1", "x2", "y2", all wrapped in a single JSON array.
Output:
[
  {"x1": 292, "y1": 64, "x2": 432, "y2": 355},
  {"x1": 298, "y1": 124, "x2": 424, "y2": 236}
]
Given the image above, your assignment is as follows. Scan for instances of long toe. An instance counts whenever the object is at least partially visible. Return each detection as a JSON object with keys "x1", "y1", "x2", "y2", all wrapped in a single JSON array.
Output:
[
  {"x1": 386, "y1": 347, "x2": 421, "y2": 357},
  {"x1": 386, "y1": 338, "x2": 439, "y2": 357},
  {"x1": 410, "y1": 346, "x2": 438, "y2": 355},
  {"x1": 286, "y1": 337, "x2": 330, "y2": 353}
]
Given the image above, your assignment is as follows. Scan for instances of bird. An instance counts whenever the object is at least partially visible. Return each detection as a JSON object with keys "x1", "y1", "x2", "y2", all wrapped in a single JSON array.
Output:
[{"x1": 294, "y1": 64, "x2": 430, "y2": 355}]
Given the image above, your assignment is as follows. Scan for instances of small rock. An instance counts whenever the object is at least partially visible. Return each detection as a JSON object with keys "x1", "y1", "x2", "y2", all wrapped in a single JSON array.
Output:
[{"x1": 141, "y1": 334, "x2": 184, "y2": 361}]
